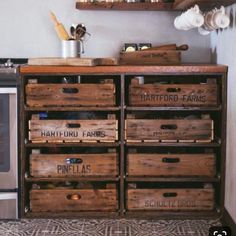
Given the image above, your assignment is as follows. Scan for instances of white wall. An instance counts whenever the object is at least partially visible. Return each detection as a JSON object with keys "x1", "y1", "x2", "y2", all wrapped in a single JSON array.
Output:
[
  {"x1": 211, "y1": 4, "x2": 236, "y2": 223},
  {"x1": 0, "y1": 0, "x2": 211, "y2": 62}
]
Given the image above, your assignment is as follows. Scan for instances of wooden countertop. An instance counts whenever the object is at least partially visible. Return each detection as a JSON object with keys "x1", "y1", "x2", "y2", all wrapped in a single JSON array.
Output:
[{"x1": 20, "y1": 64, "x2": 228, "y2": 75}]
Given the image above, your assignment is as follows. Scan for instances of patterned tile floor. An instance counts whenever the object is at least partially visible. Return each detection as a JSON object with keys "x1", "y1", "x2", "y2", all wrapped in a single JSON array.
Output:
[{"x1": 0, "y1": 219, "x2": 221, "y2": 236}]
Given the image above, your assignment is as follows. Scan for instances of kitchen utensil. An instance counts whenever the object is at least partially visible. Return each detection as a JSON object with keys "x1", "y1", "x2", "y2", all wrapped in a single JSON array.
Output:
[
  {"x1": 50, "y1": 11, "x2": 70, "y2": 40},
  {"x1": 70, "y1": 23, "x2": 91, "y2": 40},
  {"x1": 70, "y1": 25, "x2": 77, "y2": 39},
  {"x1": 75, "y1": 24, "x2": 91, "y2": 40}
]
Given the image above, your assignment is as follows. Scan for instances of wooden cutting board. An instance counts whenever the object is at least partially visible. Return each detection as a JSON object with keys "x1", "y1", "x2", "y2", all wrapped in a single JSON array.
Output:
[{"x1": 28, "y1": 57, "x2": 118, "y2": 66}]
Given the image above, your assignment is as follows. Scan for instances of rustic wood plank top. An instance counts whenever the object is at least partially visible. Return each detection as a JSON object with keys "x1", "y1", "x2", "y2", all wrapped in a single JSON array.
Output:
[{"x1": 20, "y1": 64, "x2": 228, "y2": 75}]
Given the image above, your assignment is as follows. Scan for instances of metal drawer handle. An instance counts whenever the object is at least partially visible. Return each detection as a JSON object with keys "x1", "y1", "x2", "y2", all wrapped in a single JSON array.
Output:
[
  {"x1": 67, "y1": 194, "x2": 81, "y2": 200},
  {"x1": 163, "y1": 192, "x2": 177, "y2": 198},
  {"x1": 160, "y1": 124, "x2": 177, "y2": 130},
  {"x1": 66, "y1": 123, "x2": 81, "y2": 128},
  {"x1": 62, "y1": 88, "x2": 79, "y2": 94},
  {"x1": 166, "y1": 88, "x2": 181, "y2": 93},
  {"x1": 66, "y1": 158, "x2": 83, "y2": 164},
  {"x1": 162, "y1": 157, "x2": 180, "y2": 163}
]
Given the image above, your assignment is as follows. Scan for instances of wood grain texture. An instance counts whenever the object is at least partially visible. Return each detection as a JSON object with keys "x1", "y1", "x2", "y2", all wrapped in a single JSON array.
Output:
[
  {"x1": 125, "y1": 119, "x2": 213, "y2": 141},
  {"x1": 129, "y1": 81, "x2": 218, "y2": 107},
  {"x1": 20, "y1": 65, "x2": 228, "y2": 75},
  {"x1": 29, "y1": 119, "x2": 118, "y2": 143},
  {"x1": 28, "y1": 57, "x2": 118, "y2": 66},
  {"x1": 119, "y1": 50, "x2": 181, "y2": 65},
  {"x1": 30, "y1": 189, "x2": 118, "y2": 212},
  {"x1": 76, "y1": 1, "x2": 236, "y2": 11},
  {"x1": 28, "y1": 58, "x2": 97, "y2": 66},
  {"x1": 26, "y1": 83, "x2": 115, "y2": 107},
  {"x1": 76, "y1": 2, "x2": 174, "y2": 11},
  {"x1": 127, "y1": 188, "x2": 215, "y2": 211},
  {"x1": 30, "y1": 153, "x2": 118, "y2": 177},
  {"x1": 127, "y1": 153, "x2": 216, "y2": 177}
]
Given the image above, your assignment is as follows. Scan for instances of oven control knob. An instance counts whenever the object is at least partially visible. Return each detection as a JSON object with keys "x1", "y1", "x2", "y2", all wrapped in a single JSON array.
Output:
[{"x1": 4, "y1": 59, "x2": 14, "y2": 68}]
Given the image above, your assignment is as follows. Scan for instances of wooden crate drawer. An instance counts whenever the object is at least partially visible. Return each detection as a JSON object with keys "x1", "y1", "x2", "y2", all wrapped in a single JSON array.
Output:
[
  {"x1": 127, "y1": 186, "x2": 214, "y2": 211},
  {"x1": 30, "y1": 150, "x2": 118, "y2": 178},
  {"x1": 26, "y1": 81, "x2": 116, "y2": 107},
  {"x1": 129, "y1": 79, "x2": 218, "y2": 107},
  {"x1": 127, "y1": 153, "x2": 216, "y2": 177},
  {"x1": 29, "y1": 114, "x2": 118, "y2": 143},
  {"x1": 30, "y1": 188, "x2": 118, "y2": 212},
  {"x1": 125, "y1": 118, "x2": 213, "y2": 142}
]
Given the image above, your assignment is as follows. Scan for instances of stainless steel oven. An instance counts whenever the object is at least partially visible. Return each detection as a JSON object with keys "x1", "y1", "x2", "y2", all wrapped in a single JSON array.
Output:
[
  {"x1": 0, "y1": 88, "x2": 18, "y2": 219},
  {"x1": 0, "y1": 59, "x2": 19, "y2": 219},
  {"x1": 0, "y1": 88, "x2": 17, "y2": 189}
]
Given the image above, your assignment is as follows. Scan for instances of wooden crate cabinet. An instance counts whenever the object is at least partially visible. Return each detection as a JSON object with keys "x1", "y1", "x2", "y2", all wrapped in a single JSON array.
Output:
[{"x1": 20, "y1": 65, "x2": 227, "y2": 219}]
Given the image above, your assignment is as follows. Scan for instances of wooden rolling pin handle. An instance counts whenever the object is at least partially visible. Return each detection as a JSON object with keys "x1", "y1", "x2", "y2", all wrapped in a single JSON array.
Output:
[
  {"x1": 50, "y1": 11, "x2": 59, "y2": 26},
  {"x1": 176, "y1": 44, "x2": 189, "y2": 51}
]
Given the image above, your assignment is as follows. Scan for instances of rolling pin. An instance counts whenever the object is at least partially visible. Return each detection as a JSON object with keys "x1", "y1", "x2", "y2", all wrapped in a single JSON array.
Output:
[
  {"x1": 144, "y1": 44, "x2": 189, "y2": 51},
  {"x1": 50, "y1": 11, "x2": 70, "y2": 40}
]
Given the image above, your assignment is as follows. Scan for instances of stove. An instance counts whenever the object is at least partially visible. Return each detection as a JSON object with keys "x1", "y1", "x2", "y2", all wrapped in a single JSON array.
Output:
[
  {"x1": 0, "y1": 58, "x2": 27, "y2": 84},
  {"x1": 0, "y1": 58, "x2": 27, "y2": 219}
]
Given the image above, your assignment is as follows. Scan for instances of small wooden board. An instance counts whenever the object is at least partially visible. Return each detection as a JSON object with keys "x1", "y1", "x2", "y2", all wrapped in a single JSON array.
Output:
[
  {"x1": 127, "y1": 188, "x2": 215, "y2": 211},
  {"x1": 125, "y1": 119, "x2": 213, "y2": 142},
  {"x1": 30, "y1": 189, "x2": 118, "y2": 212},
  {"x1": 129, "y1": 79, "x2": 218, "y2": 107},
  {"x1": 28, "y1": 57, "x2": 118, "y2": 66},
  {"x1": 30, "y1": 153, "x2": 118, "y2": 178},
  {"x1": 127, "y1": 153, "x2": 216, "y2": 177},
  {"x1": 26, "y1": 83, "x2": 116, "y2": 107},
  {"x1": 29, "y1": 117, "x2": 118, "y2": 143},
  {"x1": 119, "y1": 50, "x2": 181, "y2": 65}
]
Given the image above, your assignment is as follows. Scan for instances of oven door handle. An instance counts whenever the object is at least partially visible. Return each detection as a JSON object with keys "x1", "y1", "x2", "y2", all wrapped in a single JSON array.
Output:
[
  {"x1": 0, "y1": 88, "x2": 17, "y2": 94},
  {"x1": 0, "y1": 193, "x2": 17, "y2": 200}
]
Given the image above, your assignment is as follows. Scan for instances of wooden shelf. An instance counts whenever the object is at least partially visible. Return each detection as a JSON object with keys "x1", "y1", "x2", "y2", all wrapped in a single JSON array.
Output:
[
  {"x1": 25, "y1": 177, "x2": 119, "y2": 182},
  {"x1": 126, "y1": 106, "x2": 221, "y2": 111},
  {"x1": 76, "y1": 2, "x2": 174, "y2": 11},
  {"x1": 20, "y1": 65, "x2": 228, "y2": 75},
  {"x1": 126, "y1": 141, "x2": 221, "y2": 147},
  {"x1": 126, "y1": 177, "x2": 220, "y2": 182},
  {"x1": 26, "y1": 142, "x2": 120, "y2": 148},
  {"x1": 174, "y1": 0, "x2": 236, "y2": 10},
  {"x1": 25, "y1": 106, "x2": 120, "y2": 112},
  {"x1": 76, "y1": 0, "x2": 236, "y2": 11}
]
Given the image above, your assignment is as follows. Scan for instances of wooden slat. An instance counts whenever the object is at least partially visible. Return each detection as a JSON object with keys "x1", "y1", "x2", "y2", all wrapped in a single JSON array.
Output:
[
  {"x1": 29, "y1": 119, "x2": 118, "y2": 143},
  {"x1": 127, "y1": 153, "x2": 216, "y2": 177},
  {"x1": 28, "y1": 58, "x2": 97, "y2": 66},
  {"x1": 76, "y1": 0, "x2": 236, "y2": 11},
  {"x1": 129, "y1": 82, "x2": 218, "y2": 107},
  {"x1": 28, "y1": 57, "x2": 118, "y2": 66},
  {"x1": 76, "y1": 2, "x2": 174, "y2": 11},
  {"x1": 125, "y1": 119, "x2": 213, "y2": 141},
  {"x1": 30, "y1": 189, "x2": 118, "y2": 212},
  {"x1": 127, "y1": 188, "x2": 215, "y2": 211},
  {"x1": 30, "y1": 153, "x2": 118, "y2": 178},
  {"x1": 20, "y1": 65, "x2": 228, "y2": 75},
  {"x1": 26, "y1": 83, "x2": 115, "y2": 107}
]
